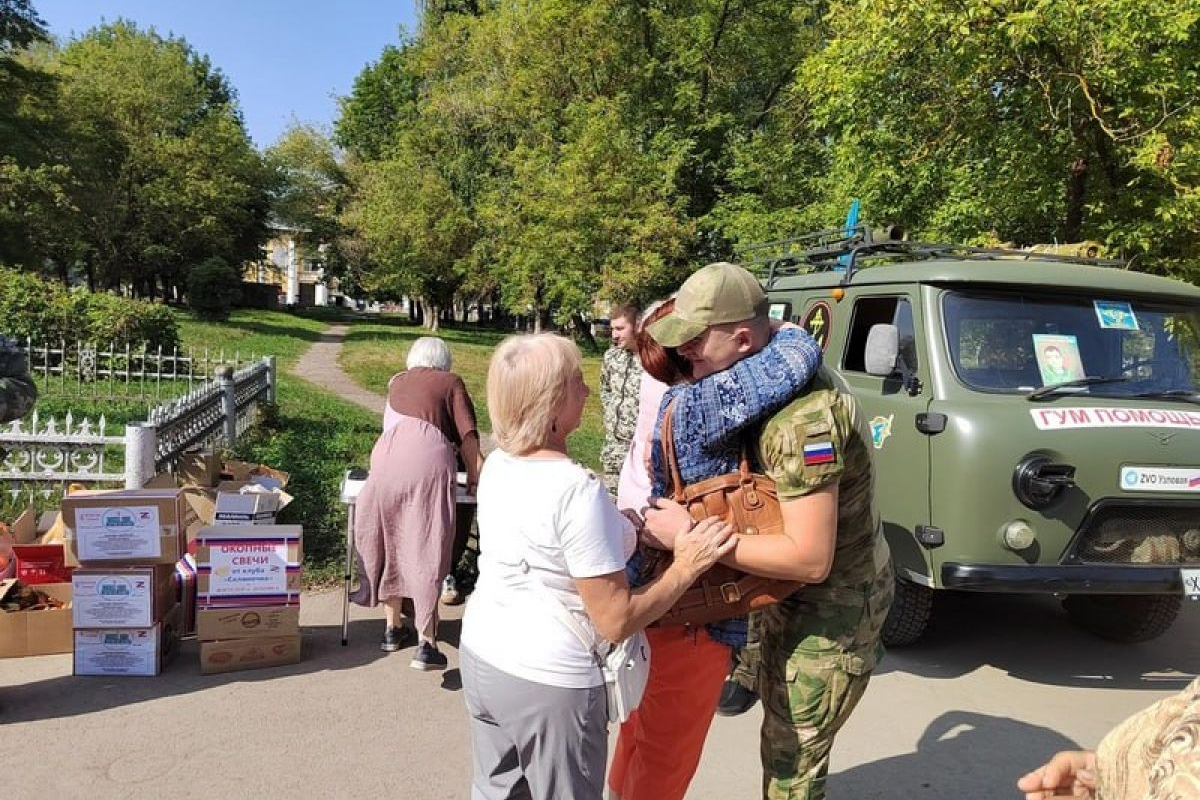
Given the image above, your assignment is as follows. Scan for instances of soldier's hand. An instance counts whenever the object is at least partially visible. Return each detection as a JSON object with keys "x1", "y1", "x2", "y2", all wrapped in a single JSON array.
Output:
[
  {"x1": 642, "y1": 497, "x2": 690, "y2": 550},
  {"x1": 1017, "y1": 750, "x2": 1097, "y2": 800},
  {"x1": 671, "y1": 516, "x2": 737, "y2": 581}
]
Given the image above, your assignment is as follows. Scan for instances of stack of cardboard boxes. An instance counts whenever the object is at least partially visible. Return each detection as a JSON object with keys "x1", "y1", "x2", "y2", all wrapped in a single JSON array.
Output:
[
  {"x1": 194, "y1": 525, "x2": 302, "y2": 674},
  {"x1": 195, "y1": 476, "x2": 301, "y2": 674},
  {"x1": 0, "y1": 508, "x2": 74, "y2": 659},
  {"x1": 64, "y1": 488, "x2": 198, "y2": 676}
]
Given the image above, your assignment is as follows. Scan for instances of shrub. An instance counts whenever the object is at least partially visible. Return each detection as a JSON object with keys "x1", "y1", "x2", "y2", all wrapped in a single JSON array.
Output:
[
  {"x1": 187, "y1": 257, "x2": 242, "y2": 320},
  {"x1": 0, "y1": 267, "x2": 180, "y2": 349},
  {"x1": 83, "y1": 292, "x2": 179, "y2": 349}
]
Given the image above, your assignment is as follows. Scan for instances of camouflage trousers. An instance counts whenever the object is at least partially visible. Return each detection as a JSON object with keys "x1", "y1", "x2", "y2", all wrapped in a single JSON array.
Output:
[
  {"x1": 733, "y1": 604, "x2": 881, "y2": 800},
  {"x1": 759, "y1": 646, "x2": 872, "y2": 800}
]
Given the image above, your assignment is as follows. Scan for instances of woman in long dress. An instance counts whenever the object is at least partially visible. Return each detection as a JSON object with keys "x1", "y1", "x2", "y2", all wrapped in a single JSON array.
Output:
[{"x1": 352, "y1": 336, "x2": 483, "y2": 670}]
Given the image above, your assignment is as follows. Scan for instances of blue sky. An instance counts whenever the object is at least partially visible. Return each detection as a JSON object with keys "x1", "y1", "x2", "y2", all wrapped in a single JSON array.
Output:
[{"x1": 34, "y1": 0, "x2": 420, "y2": 148}]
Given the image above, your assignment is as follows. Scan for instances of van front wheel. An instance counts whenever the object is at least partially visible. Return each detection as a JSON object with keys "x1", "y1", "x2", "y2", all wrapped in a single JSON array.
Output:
[
  {"x1": 1063, "y1": 594, "x2": 1182, "y2": 643},
  {"x1": 881, "y1": 577, "x2": 934, "y2": 647}
]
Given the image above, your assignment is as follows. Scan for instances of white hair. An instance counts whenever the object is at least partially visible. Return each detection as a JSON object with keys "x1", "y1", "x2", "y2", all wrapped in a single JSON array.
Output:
[{"x1": 406, "y1": 337, "x2": 452, "y2": 371}]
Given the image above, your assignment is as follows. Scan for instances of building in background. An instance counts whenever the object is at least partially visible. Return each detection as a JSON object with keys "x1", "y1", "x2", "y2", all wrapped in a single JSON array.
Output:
[{"x1": 243, "y1": 221, "x2": 342, "y2": 308}]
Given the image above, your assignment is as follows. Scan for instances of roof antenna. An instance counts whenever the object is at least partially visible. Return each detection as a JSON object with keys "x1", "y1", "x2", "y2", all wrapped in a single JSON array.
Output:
[{"x1": 835, "y1": 199, "x2": 861, "y2": 272}]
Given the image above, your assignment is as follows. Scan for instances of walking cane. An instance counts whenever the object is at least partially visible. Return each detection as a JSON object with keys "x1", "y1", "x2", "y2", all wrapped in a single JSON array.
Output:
[{"x1": 339, "y1": 468, "x2": 369, "y2": 646}]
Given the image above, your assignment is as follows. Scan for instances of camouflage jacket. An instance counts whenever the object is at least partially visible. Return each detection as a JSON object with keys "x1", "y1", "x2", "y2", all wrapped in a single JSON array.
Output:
[
  {"x1": 600, "y1": 346, "x2": 643, "y2": 482},
  {"x1": 756, "y1": 367, "x2": 894, "y2": 675},
  {"x1": 0, "y1": 336, "x2": 36, "y2": 424}
]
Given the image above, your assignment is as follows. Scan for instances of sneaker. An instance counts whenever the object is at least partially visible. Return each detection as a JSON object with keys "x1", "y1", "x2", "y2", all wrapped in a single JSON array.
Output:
[
  {"x1": 440, "y1": 575, "x2": 463, "y2": 606},
  {"x1": 380, "y1": 626, "x2": 416, "y2": 653},
  {"x1": 410, "y1": 641, "x2": 448, "y2": 671},
  {"x1": 716, "y1": 679, "x2": 758, "y2": 717}
]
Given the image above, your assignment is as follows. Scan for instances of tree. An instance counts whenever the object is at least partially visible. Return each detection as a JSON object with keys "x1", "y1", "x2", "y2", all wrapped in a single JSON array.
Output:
[
  {"x1": 344, "y1": 135, "x2": 475, "y2": 331},
  {"x1": 47, "y1": 20, "x2": 272, "y2": 296},
  {"x1": 785, "y1": 0, "x2": 1200, "y2": 273},
  {"x1": 477, "y1": 99, "x2": 693, "y2": 329},
  {"x1": 334, "y1": 44, "x2": 421, "y2": 161},
  {"x1": 0, "y1": 0, "x2": 67, "y2": 269},
  {"x1": 266, "y1": 123, "x2": 351, "y2": 286}
]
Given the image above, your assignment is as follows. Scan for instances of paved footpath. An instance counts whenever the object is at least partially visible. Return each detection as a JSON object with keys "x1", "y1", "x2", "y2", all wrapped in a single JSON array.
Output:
[
  {"x1": 4, "y1": 327, "x2": 1196, "y2": 799},
  {"x1": 291, "y1": 323, "x2": 386, "y2": 414},
  {"x1": 3, "y1": 592, "x2": 1197, "y2": 799}
]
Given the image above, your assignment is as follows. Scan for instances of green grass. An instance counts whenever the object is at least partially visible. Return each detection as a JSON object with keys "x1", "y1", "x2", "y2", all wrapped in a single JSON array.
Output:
[
  {"x1": 8, "y1": 307, "x2": 610, "y2": 583},
  {"x1": 172, "y1": 309, "x2": 381, "y2": 584},
  {"x1": 338, "y1": 317, "x2": 606, "y2": 472}
]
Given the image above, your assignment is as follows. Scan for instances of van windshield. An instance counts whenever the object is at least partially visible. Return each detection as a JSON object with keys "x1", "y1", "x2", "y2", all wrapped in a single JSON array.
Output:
[{"x1": 942, "y1": 290, "x2": 1200, "y2": 397}]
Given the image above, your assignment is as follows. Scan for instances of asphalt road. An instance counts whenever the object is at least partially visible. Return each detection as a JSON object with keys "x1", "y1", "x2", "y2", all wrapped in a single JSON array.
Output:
[{"x1": 4, "y1": 590, "x2": 1196, "y2": 800}]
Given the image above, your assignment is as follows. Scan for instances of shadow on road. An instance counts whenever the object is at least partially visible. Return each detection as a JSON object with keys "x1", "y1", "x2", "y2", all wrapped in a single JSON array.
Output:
[
  {"x1": 879, "y1": 592, "x2": 1198, "y2": 690},
  {"x1": 0, "y1": 618, "x2": 404, "y2": 724},
  {"x1": 832, "y1": 711, "x2": 1080, "y2": 800}
]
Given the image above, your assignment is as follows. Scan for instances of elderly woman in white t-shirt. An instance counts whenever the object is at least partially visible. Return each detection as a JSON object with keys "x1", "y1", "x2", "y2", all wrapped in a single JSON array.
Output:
[{"x1": 460, "y1": 333, "x2": 736, "y2": 800}]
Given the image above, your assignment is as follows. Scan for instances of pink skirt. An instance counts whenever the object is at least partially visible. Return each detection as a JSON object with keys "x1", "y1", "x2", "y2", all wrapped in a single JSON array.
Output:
[{"x1": 351, "y1": 413, "x2": 456, "y2": 636}]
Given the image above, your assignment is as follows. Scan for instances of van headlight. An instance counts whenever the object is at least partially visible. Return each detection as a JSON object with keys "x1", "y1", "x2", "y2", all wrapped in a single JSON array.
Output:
[{"x1": 1001, "y1": 520, "x2": 1037, "y2": 551}]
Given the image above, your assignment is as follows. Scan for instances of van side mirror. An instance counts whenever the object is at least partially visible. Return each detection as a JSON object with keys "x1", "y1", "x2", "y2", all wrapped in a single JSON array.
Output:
[{"x1": 865, "y1": 324, "x2": 900, "y2": 376}]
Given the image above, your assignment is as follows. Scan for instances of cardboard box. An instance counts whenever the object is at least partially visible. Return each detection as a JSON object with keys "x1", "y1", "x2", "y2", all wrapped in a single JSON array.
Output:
[
  {"x1": 64, "y1": 489, "x2": 201, "y2": 565},
  {"x1": 212, "y1": 482, "x2": 294, "y2": 525},
  {"x1": 222, "y1": 461, "x2": 290, "y2": 489},
  {"x1": 194, "y1": 525, "x2": 303, "y2": 607},
  {"x1": 199, "y1": 634, "x2": 301, "y2": 675},
  {"x1": 73, "y1": 603, "x2": 182, "y2": 676},
  {"x1": 0, "y1": 581, "x2": 72, "y2": 658},
  {"x1": 10, "y1": 506, "x2": 37, "y2": 544},
  {"x1": 72, "y1": 565, "x2": 177, "y2": 629},
  {"x1": 196, "y1": 605, "x2": 300, "y2": 641},
  {"x1": 179, "y1": 449, "x2": 222, "y2": 488}
]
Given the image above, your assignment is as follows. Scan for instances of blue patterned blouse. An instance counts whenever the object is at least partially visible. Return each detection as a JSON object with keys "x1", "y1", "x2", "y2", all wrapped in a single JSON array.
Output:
[{"x1": 641, "y1": 326, "x2": 823, "y2": 647}]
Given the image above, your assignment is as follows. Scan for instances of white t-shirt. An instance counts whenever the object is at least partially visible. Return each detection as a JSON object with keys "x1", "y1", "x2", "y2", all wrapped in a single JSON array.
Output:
[{"x1": 461, "y1": 449, "x2": 636, "y2": 689}]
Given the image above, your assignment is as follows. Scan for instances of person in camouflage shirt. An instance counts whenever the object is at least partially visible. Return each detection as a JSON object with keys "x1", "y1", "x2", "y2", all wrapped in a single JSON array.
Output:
[
  {"x1": 645, "y1": 265, "x2": 892, "y2": 800},
  {"x1": 0, "y1": 336, "x2": 37, "y2": 425},
  {"x1": 752, "y1": 368, "x2": 894, "y2": 800},
  {"x1": 600, "y1": 303, "x2": 642, "y2": 493}
]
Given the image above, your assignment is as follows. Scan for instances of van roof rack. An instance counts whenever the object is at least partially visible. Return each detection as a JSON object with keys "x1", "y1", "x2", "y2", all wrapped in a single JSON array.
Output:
[{"x1": 738, "y1": 227, "x2": 1126, "y2": 286}]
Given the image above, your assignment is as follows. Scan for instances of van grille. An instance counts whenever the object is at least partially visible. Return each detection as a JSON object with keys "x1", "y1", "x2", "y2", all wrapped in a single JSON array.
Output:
[{"x1": 1065, "y1": 501, "x2": 1200, "y2": 566}]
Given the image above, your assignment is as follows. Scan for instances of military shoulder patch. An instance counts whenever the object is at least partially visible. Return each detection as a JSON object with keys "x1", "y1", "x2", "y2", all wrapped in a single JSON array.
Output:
[{"x1": 803, "y1": 441, "x2": 836, "y2": 466}]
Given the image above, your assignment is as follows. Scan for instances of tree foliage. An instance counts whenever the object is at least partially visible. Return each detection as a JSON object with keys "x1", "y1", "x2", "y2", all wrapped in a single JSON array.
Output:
[
  {"x1": 1, "y1": 14, "x2": 273, "y2": 300},
  {"x1": 186, "y1": 256, "x2": 242, "y2": 320},
  {"x1": 335, "y1": 0, "x2": 1200, "y2": 319}
]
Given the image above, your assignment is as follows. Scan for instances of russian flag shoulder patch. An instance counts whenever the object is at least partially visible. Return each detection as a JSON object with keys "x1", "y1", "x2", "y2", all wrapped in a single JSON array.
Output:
[{"x1": 803, "y1": 441, "x2": 836, "y2": 466}]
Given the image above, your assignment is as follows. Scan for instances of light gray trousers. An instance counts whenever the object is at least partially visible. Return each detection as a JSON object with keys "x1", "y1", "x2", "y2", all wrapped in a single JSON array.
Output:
[{"x1": 461, "y1": 646, "x2": 608, "y2": 800}]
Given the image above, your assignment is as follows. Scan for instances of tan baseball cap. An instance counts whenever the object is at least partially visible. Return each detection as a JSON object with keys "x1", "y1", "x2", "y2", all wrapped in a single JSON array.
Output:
[{"x1": 647, "y1": 262, "x2": 768, "y2": 347}]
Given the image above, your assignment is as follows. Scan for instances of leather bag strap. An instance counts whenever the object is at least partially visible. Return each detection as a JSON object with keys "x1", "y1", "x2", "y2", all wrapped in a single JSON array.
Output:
[{"x1": 660, "y1": 398, "x2": 686, "y2": 501}]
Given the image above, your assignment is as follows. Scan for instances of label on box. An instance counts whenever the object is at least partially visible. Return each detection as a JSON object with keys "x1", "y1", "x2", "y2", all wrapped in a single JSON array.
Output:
[
  {"x1": 204, "y1": 541, "x2": 290, "y2": 596},
  {"x1": 74, "y1": 628, "x2": 160, "y2": 675},
  {"x1": 72, "y1": 571, "x2": 163, "y2": 628},
  {"x1": 74, "y1": 505, "x2": 162, "y2": 560},
  {"x1": 199, "y1": 635, "x2": 301, "y2": 675},
  {"x1": 196, "y1": 606, "x2": 299, "y2": 640}
]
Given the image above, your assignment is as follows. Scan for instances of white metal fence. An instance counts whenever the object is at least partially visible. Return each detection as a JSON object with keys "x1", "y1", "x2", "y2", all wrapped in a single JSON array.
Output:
[
  {"x1": 1, "y1": 355, "x2": 276, "y2": 498},
  {"x1": 23, "y1": 338, "x2": 264, "y2": 402}
]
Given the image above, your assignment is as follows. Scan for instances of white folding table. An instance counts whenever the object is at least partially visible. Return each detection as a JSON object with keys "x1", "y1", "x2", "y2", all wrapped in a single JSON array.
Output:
[{"x1": 339, "y1": 469, "x2": 476, "y2": 646}]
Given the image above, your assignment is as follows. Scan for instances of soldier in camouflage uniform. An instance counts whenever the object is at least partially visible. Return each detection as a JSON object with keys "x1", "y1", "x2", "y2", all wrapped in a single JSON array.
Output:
[
  {"x1": 600, "y1": 303, "x2": 642, "y2": 494},
  {"x1": 645, "y1": 265, "x2": 892, "y2": 800},
  {"x1": 753, "y1": 367, "x2": 894, "y2": 800},
  {"x1": 0, "y1": 336, "x2": 37, "y2": 425}
]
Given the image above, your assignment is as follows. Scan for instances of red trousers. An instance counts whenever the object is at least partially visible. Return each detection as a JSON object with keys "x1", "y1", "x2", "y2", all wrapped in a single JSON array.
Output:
[{"x1": 607, "y1": 625, "x2": 731, "y2": 800}]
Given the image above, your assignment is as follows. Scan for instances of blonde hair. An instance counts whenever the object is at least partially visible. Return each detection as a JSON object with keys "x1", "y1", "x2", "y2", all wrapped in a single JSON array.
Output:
[{"x1": 487, "y1": 334, "x2": 582, "y2": 454}]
